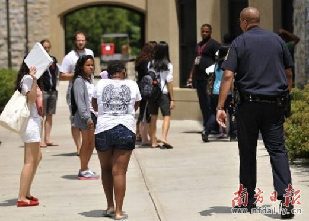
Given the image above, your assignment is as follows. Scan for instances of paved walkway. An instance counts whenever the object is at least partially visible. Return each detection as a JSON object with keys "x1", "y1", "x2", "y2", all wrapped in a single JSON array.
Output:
[{"x1": 0, "y1": 81, "x2": 308, "y2": 221}]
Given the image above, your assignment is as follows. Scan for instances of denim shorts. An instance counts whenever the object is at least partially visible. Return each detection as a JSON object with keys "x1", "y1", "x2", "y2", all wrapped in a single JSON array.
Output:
[{"x1": 95, "y1": 124, "x2": 136, "y2": 152}]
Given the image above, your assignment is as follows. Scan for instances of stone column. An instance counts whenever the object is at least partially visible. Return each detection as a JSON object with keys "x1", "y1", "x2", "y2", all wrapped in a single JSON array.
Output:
[
  {"x1": 0, "y1": 0, "x2": 8, "y2": 68},
  {"x1": 146, "y1": 0, "x2": 179, "y2": 87},
  {"x1": 196, "y1": 0, "x2": 222, "y2": 42},
  {"x1": 249, "y1": 0, "x2": 281, "y2": 32},
  {"x1": 7, "y1": 0, "x2": 27, "y2": 69},
  {"x1": 294, "y1": 0, "x2": 309, "y2": 87}
]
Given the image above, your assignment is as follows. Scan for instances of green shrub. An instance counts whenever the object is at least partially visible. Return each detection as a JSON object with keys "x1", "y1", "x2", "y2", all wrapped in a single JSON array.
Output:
[
  {"x1": 0, "y1": 69, "x2": 17, "y2": 112},
  {"x1": 284, "y1": 84, "x2": 309, "y2": 160}
]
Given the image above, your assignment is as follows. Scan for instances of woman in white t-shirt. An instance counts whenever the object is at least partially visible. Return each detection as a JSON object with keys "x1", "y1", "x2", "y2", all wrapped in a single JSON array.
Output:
[
  {"x1": 148, "y1": 41, "x2": 175, "y2": 149},
  {"x1": 15, "y1": 62, "x2": 42, "y2": 207},
  {"x1": 92, "y1": 61, "x2": 141, "y2": 220}
]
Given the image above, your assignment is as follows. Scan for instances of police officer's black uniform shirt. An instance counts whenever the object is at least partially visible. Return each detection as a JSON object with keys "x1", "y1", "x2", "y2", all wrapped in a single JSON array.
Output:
[
  {"x1": 222, "y1": 26, "x2": 293, "y2": 96},
  {"x1": 195, "y1": 38, "x2": 221, "y2": 81}
]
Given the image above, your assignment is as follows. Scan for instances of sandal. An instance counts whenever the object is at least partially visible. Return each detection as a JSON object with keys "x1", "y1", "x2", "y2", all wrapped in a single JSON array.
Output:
[
  {"x1": 151, "y1": 144, "x2": 161, "y2": 148},
  {"x1": 46, "y1": 142, "x2": 59, "y2": 146},
  {"x1": 26, "y1": 195, "x2": 39, "y2": 201},
  {"x1": 161, "y1": 142, "x2": 173, "y2": 149},
  {"x1": 114, "y1": 213, "x2": 128, "y2": 220},
  {"x1": 102, "y1": 209, "x2": 115, "y2": 217},
  {"x1": 17, "y1": 200, "x2": 39, "y2": 207}
]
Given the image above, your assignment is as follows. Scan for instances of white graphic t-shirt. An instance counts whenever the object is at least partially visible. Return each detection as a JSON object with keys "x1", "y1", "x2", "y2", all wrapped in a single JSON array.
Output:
[{"x1": 94, "y1": 79, "x2": 141, "y2": 134}]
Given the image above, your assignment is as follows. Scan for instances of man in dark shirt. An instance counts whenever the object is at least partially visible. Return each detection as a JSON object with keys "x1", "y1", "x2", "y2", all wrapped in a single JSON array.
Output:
[
  {"x1": 216, "y1": 7, "x2": 294, "y2": 219},
  {"x1": 187, "y1": 24, "x2": 220, "y2": 142},
  {"x1": 39, "y1": 39, "x2": 59, "y2": 147}
]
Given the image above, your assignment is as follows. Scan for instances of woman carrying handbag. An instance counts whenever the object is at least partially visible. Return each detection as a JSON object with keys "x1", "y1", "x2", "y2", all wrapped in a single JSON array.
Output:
[{"x1": 15, "y1": 62, "x2": 43, "y2": 207}]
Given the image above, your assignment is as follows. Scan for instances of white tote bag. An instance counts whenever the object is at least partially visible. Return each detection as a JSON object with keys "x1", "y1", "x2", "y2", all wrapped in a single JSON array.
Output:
[{"x1": 0, "y1": 90, "x2": 30, "y2": 133}]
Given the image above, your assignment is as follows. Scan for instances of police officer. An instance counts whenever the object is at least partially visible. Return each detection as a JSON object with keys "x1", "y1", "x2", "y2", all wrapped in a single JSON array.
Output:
[{"x1": 216, "y1": 7, "x2": 294, "y2": 219}]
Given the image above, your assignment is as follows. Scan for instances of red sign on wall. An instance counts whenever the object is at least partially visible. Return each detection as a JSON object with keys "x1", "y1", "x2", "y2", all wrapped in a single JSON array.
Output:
[{"x1": 101, "y1": 43, "x2": 115, "y2": 55}]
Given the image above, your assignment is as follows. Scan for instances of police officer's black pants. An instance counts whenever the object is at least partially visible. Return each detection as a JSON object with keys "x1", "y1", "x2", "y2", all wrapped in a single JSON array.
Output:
[
  {"x1": 236, "y1": 101, "x2": 292, "y2": 201},
  {"x1": 195, "y1": 80, "x2": 211, "y2": 130}
]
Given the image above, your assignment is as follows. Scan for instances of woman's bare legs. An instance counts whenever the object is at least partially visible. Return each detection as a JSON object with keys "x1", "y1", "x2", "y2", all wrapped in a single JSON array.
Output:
[
  {"x1": 72, "y1": 126, "x2": 82, "y2": 155},
  {"x1": 112, "y1": 149, "x2": 132, "y2": 219},
  {"x1": 26, "y1": 150, "x2": 42, "y2": 198},
  {"x1": 150, "y1": 115, "x2": 158, "y2": 147},
  {"x1": 80, "y1": 129, "x2": 95, "y2": 171},
  {"x1": 139, "y1": 121, "x2": 150, "y2": 144},
  {"x1": 98, "y1": 150, "x2": 115, "y2": 212},
  {"x1": 161, "y1": 116, "x2": 171, "y2": 144},
  {"x1": 44, "y1": 114, "x2": 53, "y2": 144},
  {"x1": 18, "y1": 142, "x2": 41, "y2": 202},
  {"x1": 98, "y1": 148, "x2": 132, "y2": 218}
]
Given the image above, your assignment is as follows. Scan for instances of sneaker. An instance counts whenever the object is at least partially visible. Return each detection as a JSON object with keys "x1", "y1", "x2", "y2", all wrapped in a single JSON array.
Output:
[
  {"x1": 280, "y1": 200, "x2": 295, "y2": 219},
  {"x1": 78, "y1": 169, "x2": 99, "y2": 180}
]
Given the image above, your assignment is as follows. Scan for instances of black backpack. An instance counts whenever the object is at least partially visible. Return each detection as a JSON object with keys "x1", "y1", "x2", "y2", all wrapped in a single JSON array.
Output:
[
  {"x1": 70, "y1": 82, "x2": 78, "y2": 116},
  {"x1": 138, "y1": 64, "x2": 162, "y2": 101}
]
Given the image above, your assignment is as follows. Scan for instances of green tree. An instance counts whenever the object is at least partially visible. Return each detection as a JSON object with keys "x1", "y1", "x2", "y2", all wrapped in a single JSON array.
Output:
[
  {"x1": 65, "y1": 6, "x2": 143, "y2": 56},
  {"x1": 0, "y1": 69, "x2": 17, "y2": 112}
]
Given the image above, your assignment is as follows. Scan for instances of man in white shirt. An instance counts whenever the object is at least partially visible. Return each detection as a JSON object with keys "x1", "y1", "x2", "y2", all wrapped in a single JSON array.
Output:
[{"x1": 60, "y1": 31, "x2": 94, "y2": 157}]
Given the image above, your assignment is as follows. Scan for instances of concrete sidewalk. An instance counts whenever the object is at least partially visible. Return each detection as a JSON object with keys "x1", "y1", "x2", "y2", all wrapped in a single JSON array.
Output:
[{"x1": 0, "y1": 81, "x2": 308, "y2": 221}]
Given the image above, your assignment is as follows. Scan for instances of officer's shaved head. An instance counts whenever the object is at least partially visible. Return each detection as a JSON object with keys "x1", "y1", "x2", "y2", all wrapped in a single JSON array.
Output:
[{"x1": 240, "y1": 7, "x2": 260, "y2": 24}]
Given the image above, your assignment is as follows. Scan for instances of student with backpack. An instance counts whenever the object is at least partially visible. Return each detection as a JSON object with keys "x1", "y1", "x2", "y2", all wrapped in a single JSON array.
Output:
[
  {"x1": 148, "y1": 41, "x2": 175, "y2": 149},
  {"x1": 135, "y1": 42, "x2": 156, "y2": 146},
  {"x1": 203, "y1": 45, "x2": 234, "y2": 142},
  {"x1": 71, "y1": 55, "x2": 98, "y2": 180}
]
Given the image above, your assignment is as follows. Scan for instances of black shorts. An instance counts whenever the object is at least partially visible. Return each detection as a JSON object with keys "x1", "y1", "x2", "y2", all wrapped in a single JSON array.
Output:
[
  {"x1": 148, "y1": 94, "x2": 171, "y2": 116},
  {"x1": 43, "y1": 90, "x2": 58, "y2": 115},
  {"x1": 95, "y1": 124, "x2": 136, "y2": 152}
]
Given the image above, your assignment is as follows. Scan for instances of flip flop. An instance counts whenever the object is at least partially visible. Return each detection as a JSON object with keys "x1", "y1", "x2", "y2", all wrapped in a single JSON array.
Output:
[
  {"x1": 151, "y1": 144, "x2": 161, "y2": 148},
  {"x1": 102, "y1": 209, "x2": 115, "y2": 217},
  {"x1": 46, "y1": 143, "x2": 59, "y2": 146},
  {"x1": 162, "y1": 143, "x2": 173, "y2": 149},
  {"x1": 114, "y1": 213, "x2": 128, "y2": 221}
]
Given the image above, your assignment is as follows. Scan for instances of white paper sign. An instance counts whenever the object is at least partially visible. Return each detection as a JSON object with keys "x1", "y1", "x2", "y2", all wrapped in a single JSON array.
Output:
[
  {"x1": 205, "y1": 64, "x2": 215, "y2": 75},
  {"x1": 24, "y1": 42, "x2": 53, "y2": 79}
]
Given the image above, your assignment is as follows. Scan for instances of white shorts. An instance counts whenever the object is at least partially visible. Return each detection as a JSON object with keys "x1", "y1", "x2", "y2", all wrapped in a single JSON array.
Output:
[{"x1": 21, "y1": 117, "x2": 42, "y2": 143}]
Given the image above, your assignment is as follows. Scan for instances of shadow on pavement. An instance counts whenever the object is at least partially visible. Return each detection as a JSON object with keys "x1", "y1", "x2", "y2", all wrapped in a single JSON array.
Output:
[
  {"x1": 61, "y1": 175, "x2": 78, "y2": 180},
  {"x1": 182, "y1": 130, "x2": 202, "y2": 134},
  {"x1": 199, "y1": 206, "x2": 232, "y2": 216},
  {"x1": 52, "y1": 152, "x2": 78, "y2": 157},
  {"x1": 79, "y1": 209, "x2": 104, "y2": 218},
  {"x1": 291, "y1": 159, "x2": 309, "y2": 187},
  {"x1": 0, "y1": 198, "x2": 17, "y2": 207}
]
